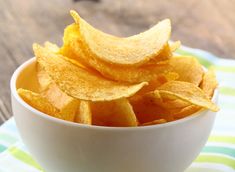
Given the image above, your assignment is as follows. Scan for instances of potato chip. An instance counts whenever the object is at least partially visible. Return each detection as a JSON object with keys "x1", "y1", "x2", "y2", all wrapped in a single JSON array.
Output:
[
  {"x1": 37, "y1": 42, "x2": 59, "y2": 92},
  {"x1": 17, "y1": 88, "x2": 58, "y2": 116},
  {"x1": 136, "y1": 72, "x2": 179, "y2": 95},
  {"x1": 91, "y1": 98, "x2": 138, "y2": 127},
  {"x1": 147, "y1": 81, "x2": 219, "y2": 112},
  {"x1": 140, "y1": 119, "x2": 167, "y2": 126},
  {"x1": 36, "y1": 62, "x2": 51, "y2": 92},
  {"x1": 169, "y1": 41, "x2": 181, "y2": 52},
  {"x1": 34, "y1": 44, "x2": 147, "y2": 101},
  {"x1": 149, "y1": 96, "x2": 190, "y2": 110},
  {"x1": 129, "y1": 95, "x2": 174, "y2": 123},
  {"x1": 36, "y1": 44, "x2": 80, "y2": 121},
  {"x1": 200, "y1": 69, "x2": 218, "y2": 99},
  {"x1": 75, "y1": 101, "x2": 92, "y2": 125},
  {"x1": 144, "y1": 43, "x2": 172, "y2": 65},
  {"x1": 169, "y1": 56, "x2": 204, "y2": 85},
  {"x1": 44, "y1": 41, "x2": 60, "y2": 53},
  {"x1": 42, "y1": 84, "x2": 79, "y2": 121},
  {"x1": 70, "y1": 10, "x2": 171, "y2": 66},
  {"x1": 60, "y1": 24, "x2": 171, "y2": 83},
  {"x1": 173, "y1": 105, "x2": 200, "y2": 119}
]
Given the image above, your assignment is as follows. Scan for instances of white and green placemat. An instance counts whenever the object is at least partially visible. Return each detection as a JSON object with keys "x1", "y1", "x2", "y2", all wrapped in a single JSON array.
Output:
[{"x1": 0, "y1": 45, "x2": 235, "y2": 172}]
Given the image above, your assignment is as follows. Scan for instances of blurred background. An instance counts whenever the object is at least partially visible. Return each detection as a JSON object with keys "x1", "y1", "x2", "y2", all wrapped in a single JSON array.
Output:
[{"x1": 0, "y1": 0, "x2": 235, "y2": 124}]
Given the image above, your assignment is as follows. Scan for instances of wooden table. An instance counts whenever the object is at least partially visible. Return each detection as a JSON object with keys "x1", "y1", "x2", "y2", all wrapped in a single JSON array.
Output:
[{"x1": 1, "y1": 0, "x2": 235, "y2": 125}]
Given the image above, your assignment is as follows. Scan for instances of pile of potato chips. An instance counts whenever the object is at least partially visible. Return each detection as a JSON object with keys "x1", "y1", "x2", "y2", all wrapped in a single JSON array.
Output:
[{"x1": 17, "y1": 10, "x2": 219, "y2": 127}]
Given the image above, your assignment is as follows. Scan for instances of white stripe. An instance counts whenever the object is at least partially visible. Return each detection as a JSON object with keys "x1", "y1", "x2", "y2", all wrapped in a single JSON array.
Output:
[
  {"x1": 213, "y1": 111, "x2": 235, "y2": 132},
  {"x1": 215, "y1": 59, "x2": 235, "y2": 67},
  {"x1": 0, "y1": 128, "x2": 20, "y2": 140},
  {"x1": 217, "y1": 73, "x2": 235, "y2": 86},
  {"x1": 0, "y1": 140, "x2": 12, "y2": 148}
]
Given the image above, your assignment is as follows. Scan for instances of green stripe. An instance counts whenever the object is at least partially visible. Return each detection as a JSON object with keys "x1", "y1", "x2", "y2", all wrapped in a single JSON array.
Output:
[
  {"x1": 9, "y1": 147, "x2": 43, "y2": 171},
  {"x1": 219, "y1": 87, "x2": 235, "y2": 96},
  {"x1": 203, "y1": 146, "x2": 235, "y2": 158},
  {"x1": 0, "y1": 144, "x2": 7, "y2": 153},
  {"x1": 211, "y1": 66, "x2": 235, "y2": 73},
  {"x1": 176, "y1": 49, "x2": 213, "y2": 67},
  {"x1": 187, "y1": 167, "x2": 223, "y2": 172},
  {"x1": 208, "y1": 136, "x2": 235, "y2": 144},
  {"x1": 195, "y1": 155, "x2": 235, "y2": 169},
  {"x1": 0, "y1": 132, "x2": 17, "y2": 143}
]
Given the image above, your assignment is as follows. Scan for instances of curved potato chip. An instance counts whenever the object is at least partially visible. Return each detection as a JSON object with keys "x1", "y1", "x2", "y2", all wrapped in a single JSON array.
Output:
[
  {"x1": 200, "y1": 69, "x2": 218, "y2": 99},
  {"x1": 148, "y1": 81, "x2": 219, "y2": 112},
  {"x1": 34, "y1": 44, "x2": 147, "y2": 101},
  {"x1": 60, "y1": 24, "x2": 171, "y2": 83},
  {"x1": 37, "y1": 43, "x2": 80, "y2": 121},
  {"x1": 17, "y1": 88, "x2": 58, "y2": 116},
  {"x1": 91, "y1": 98, "x2": 138, "y2": 127},
  {"x1": 169, "y1": 56, "x2": 204, "y2": 85},
  {"x1": 70, "y1": 10, "x2": 171, "y2": 66},
  {"x1": 75, "y1": 101, "x2": 92, "y2": 125}
]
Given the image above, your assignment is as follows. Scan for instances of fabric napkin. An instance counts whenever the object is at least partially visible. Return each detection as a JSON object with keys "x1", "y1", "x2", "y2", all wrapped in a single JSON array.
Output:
[{"x1": 0, "y1": 45, "x2": 235, "y2": 172}]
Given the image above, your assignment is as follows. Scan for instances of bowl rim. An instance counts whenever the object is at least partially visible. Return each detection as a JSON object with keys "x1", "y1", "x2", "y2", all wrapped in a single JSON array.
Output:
[{"x1": 10, "y1": 57, "x2": 218, "y2": 131}]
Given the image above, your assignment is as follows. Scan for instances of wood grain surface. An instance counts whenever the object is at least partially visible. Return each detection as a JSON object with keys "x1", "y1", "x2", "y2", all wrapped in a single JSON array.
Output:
[{"x1": 0, "y1": 0, "x2": 235, "y2": 125}]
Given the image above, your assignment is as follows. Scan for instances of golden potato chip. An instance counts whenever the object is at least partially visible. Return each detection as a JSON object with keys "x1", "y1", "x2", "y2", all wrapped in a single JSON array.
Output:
[
  {"x1": 36, "y1": 44, "x2": 80, "y2": 121},
  {"x1": 91, "y1": 98, "x2": 138, "y2": 127},
  {"x1": 147, "y1": 81, "x2": 219, "y2": 112},
  {"x1": 58, "y1": 99, "x2": 79, "y2": 121},
  {"x1": 144, "y1": 43, "x2": 172, "y2": 65},
  {"x1": 169, "y1": 56, "x2": 204, "y2": 85},
  {"x1": 169, "y1": 41, "x2": 181, "y2": 52},
  {"x1": 44, "y1": 41, "x2": 60, "y2": 53},
  {"x1": 34, "y1": 44, "x2": 147, "y2": 101},
  {"x1": 173, "y1": 105, "x2": 200, "y2": 119},
  {"x1": 36, "y1": 62, "x2": 51, "y2": 92},
  {"x1": 75, "y1": 101, "x2": 92, "y2": 125},
  {"x1": 200, "y1": 69, "x2": 218, "y2": 99},
  {"x1": 70, "y1": 10, "x2": 171, "y2": 66},
  {"x1": 17, "y1": 88, "x2": 58, "y2": 116},
  {"x1": 37, "y1": 42, "x2": 60, "y2": 92},
  {"x1": 60, "y1": 24, "x2": 171, "y2": 83},
  {"x1": 137, "y1": 72, "x2": 179, "y2": 95},
  {"x1": 129, "y1": 95, "x2": 174, "y2": 123},
  {"x1": 140, "y1": 119, "x2": 167, "y2": 126},
  {"x1": 149, "y1": 97, "x2": 190, "y2": 110},
  {"x1": 42, "y1": 84, "x2": 79, "y2": 121}
]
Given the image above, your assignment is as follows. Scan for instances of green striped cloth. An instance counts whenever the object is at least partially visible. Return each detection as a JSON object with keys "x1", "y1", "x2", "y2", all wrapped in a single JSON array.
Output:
[{"x1": 1, "y1": 45, "x2": 235, "y2": 172}]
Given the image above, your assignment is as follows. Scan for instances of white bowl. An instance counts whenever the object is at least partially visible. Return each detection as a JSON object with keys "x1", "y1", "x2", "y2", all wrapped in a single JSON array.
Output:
[{"x1": 10, "y1": 58, "x2": 218, "y2": 172}]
